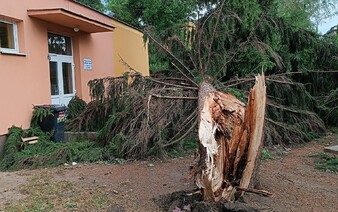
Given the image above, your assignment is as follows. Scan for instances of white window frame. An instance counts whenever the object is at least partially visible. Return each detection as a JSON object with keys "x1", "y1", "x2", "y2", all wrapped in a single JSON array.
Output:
[{"x1": 0, "y1": 19, "x2": 19, "y2": 54}]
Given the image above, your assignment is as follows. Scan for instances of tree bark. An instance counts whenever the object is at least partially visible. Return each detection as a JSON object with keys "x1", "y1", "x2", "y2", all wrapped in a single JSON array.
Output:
[{"x1": 194, "y1": 73, "x2": 266, "y2": 202}]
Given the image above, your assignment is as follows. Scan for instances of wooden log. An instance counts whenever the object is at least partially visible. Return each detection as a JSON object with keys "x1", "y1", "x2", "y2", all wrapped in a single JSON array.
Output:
[
  {"x1": 21, "y1": 136, "x2": 39, "y2": 142},
  {"x1": 28, "y1": 140, "x2": 38, "y2": 144}
]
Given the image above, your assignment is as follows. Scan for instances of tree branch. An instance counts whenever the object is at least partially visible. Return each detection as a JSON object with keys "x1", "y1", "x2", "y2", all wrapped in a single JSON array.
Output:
[
  {"x1": 150, "y1": 94, "x2": 198, "y2": 100},
  {"x1": 171, "y1": 62, "x2": 199, "y2": 87},
  {"x1": 236, "y1": 187, "x2": 273, "y2": 197},
  {"x1": 204, "y1": 0, "x2": 226, "y2": 72},
  {"x1": 145, "y1": 31, "x2": 196, "y2": 81},
  {"x1": 147, "y1": 77, "x2": 198, "y2": 90},
  {"x1": 163, "y1": 118, "x2": 198, "y2": 148}
]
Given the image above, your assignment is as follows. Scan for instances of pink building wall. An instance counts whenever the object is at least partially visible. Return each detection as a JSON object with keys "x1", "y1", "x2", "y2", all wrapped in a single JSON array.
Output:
[{"x1": 0, "y1": 0, "x2": 149, "y2": 135}]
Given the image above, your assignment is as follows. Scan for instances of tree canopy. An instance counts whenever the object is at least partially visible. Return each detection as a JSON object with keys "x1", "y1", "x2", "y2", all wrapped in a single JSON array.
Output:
[{"x1": 75, "y1": 0, "x2": 104, "y2": 11}]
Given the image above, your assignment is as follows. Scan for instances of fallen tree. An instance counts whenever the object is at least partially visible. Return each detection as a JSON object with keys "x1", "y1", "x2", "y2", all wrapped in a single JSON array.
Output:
[
  {"x1": 66, "y1": 74, "x2": 199, "y2": 158},
  {"x1": 194, "y1": 73, "x2": 268, "y2": 202}
]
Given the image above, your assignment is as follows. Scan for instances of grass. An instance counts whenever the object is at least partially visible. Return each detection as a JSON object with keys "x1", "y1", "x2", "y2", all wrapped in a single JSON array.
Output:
[
  {"x1": 309, "y1": 153, "x2": 338, "y2": 172},
  {"x1": 167, "y1": 137, "x2": 198, "y2": 158},
  {"x1": 65, "y1": 202, "x2": 78, "y2": 209},
  {"x1": 330, "y1": 127, "x2": 338, "y2": 133},
  {"x1": 2, "y1": 173, "x2": 112, "y2": 211},
  {"x1": 305, "y1": 131, "x2": 320, "y2": 140},
  {"x1": 89, "y1": 194, "x2": 109, "y2": 209},
  {"x1": 261, "y1": 149, "x2": 274, "y2": 160},
  {"x1": 3, "y1": 173, "x2": 70, "y2": 212}
]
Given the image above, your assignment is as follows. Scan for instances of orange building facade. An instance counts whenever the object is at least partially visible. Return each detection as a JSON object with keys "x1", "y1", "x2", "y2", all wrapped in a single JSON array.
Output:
[{"x1": 0, "y1": 0, "x2": 149, "y2": 138}]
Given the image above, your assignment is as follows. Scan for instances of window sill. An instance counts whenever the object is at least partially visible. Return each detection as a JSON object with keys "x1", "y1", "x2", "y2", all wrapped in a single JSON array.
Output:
[{"x1": 0, "y1": 51, "x2": 28, "y2": 56}]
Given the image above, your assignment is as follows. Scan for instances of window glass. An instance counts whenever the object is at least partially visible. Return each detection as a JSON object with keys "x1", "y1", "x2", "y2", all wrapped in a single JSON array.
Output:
[
  {"x1": 0, "y1": 21, "x2": 16, "y2": 50},
  {"x1": 49, "y1": 62, "x2": 58, "y2": 95},
  {"x1": 62, "y1": 62, "x2": 73, "y2": 94},
  {"x1": 48, "y1": 33, "x2": 72, "y2": 55}
]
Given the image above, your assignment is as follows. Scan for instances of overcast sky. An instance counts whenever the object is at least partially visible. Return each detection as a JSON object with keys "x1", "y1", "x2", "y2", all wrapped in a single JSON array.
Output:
[{"x1": 318, "y1": 15, "x2": 338, "y2": 34}]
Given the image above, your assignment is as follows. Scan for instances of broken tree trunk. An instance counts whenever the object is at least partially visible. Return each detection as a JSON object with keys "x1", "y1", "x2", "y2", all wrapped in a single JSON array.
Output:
[{"x1": 194, "y1": 73, "x2": 266, "y2": 202}]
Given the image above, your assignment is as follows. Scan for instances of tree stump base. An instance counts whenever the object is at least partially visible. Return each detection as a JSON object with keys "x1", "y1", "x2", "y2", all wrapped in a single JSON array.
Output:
[{"x1": 154, "y1": 190, "x2": 260, "y2": 212}]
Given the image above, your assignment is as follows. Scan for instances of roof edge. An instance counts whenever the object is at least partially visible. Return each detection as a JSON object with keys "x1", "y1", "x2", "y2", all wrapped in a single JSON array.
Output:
[{"x1": 27, "y1": 8, "x2": 115, "y2": 32}]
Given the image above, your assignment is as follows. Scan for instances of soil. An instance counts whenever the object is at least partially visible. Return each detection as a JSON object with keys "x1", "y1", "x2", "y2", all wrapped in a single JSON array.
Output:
[{"x1": 0, "y1": 132, "x2": 337, "y2": 211}]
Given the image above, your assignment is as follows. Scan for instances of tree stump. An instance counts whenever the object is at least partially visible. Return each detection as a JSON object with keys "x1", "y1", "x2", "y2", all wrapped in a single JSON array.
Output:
[{"x1": 194, "y1": 73, "x2": 266, "y2": 202}]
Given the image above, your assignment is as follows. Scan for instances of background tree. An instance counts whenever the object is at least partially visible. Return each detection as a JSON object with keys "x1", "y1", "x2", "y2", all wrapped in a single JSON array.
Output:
[{"x1": 75, "y1": 0, "x2": 104, "y2": 12}]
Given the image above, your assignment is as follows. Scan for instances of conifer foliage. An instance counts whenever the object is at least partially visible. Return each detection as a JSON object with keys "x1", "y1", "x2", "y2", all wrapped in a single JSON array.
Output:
[{"x1": 69, "y1": 0, "x2": 338, "y2": 157}]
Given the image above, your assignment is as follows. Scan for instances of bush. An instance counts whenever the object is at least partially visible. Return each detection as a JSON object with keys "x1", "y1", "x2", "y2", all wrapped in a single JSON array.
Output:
[
  {"x1": 66, "y1": 95, "x2": 87, "y2": 120},
  {"x1": 309, "y1": 153, "x2": 338, "y2": 173}
]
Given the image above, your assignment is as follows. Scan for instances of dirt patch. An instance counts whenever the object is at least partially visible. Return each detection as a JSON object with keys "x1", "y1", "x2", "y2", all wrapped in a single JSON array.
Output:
[
  {"x1": 0, "y1": 156, "x2": 195, "y2": 211},
  {"x1": 245, "y1": 132, "x2": 338, "y2": 212},
  {"x1": 0, "y1": 133, "x2": 337, "y2": 211},
  {"x1": 0, "y1": 171, "x2": 27, "y2": 207}
]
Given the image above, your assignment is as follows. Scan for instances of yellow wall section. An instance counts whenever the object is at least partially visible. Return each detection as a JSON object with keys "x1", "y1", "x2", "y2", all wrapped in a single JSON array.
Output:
[{"x1": 112, "y1": 21, "x2": 149, "y2": 76}]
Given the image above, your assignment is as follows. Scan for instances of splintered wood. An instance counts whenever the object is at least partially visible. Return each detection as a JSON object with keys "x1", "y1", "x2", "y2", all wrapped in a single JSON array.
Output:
[{"x1": 195, "y1": 74, "x2": 266, "y2": 202}]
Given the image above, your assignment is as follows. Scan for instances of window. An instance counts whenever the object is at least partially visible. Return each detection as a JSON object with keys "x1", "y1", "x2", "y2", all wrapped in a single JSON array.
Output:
[
  {"x1": 48, "y1": 33, "x2": 72, "y2": 56},
  {"x1": 0, "y1": 19, "x2": 18, "y2": 53}
]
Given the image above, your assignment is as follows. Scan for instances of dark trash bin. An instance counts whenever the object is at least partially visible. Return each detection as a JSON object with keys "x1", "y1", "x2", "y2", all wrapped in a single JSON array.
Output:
[{"x1": 37, "y1": 105, "x2": 67, "y2": 143}]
